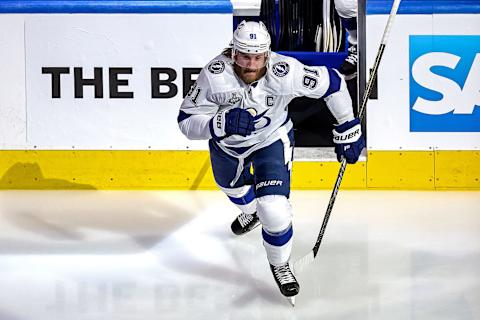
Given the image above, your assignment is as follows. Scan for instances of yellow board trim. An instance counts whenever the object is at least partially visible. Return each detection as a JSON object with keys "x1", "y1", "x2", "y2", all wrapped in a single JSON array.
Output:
[
  {"x1": 292, "y1": 161, "x2": 366, "y2": 189},
  {"x1": 366, "y1": 151, "x2": 435, "y2": 189},
  {"x1": 0, "y1": 150, "x2": 478, "y2": 190},
  {"x1": 435, "y1": 150, "x2": 480, "y2": 190}
]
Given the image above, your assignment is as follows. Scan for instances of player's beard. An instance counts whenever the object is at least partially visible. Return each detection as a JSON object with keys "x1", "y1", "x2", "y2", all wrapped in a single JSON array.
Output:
[{"x1": 234, "y1": 64, "x2": 267, "y2": 84}]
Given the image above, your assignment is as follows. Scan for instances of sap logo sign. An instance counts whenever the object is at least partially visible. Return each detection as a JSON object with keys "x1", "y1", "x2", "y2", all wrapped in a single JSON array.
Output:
[
  {"x1": 412, "y1": 52, "x2": 480, "y2": 115},
  {"x1": 409, "y1": 35, "x2": 480, "y2": 132}
]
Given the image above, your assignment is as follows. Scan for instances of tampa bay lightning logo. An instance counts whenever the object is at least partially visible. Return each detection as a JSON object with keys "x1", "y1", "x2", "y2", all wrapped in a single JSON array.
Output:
[
  {"x1": 272, "y1": 62, "x2": 290, "y2": 77},
  {"x1": 207, "y1": 60, "x2": 225, "y2": 74},
  {"x1": 253, "y1": 110, "x2": 271, "y2": 130}
]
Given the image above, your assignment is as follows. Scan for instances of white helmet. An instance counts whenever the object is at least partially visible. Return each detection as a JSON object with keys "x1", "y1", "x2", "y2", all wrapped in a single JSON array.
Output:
[{"x1": 232, "y1": 20, "x2": 271, "y2": 57}]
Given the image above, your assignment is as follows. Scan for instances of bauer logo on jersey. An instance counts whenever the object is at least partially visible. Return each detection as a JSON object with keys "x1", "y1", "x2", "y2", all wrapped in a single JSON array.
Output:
[
  {"x1": 409, "y1": 35, "x2": 480, "y2": 132},
  {"x1": 272, "y1": 62, "x2": 290, "y2": 77},
  {"x1": 208, "y1": 60, "x2": 225, "y2": 74}
]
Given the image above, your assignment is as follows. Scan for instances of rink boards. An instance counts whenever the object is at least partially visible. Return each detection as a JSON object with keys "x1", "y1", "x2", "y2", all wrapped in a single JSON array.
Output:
[
  {"x1": 0, "y1": 1, "x2": 478, "y2": 190},
  {"x1": 0, "y1": 150, "x2": 477, "y2": 190}
]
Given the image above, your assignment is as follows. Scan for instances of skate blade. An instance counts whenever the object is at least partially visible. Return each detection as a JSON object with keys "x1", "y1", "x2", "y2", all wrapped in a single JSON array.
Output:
[{"x1": 287, "y1": 296, "x2": 295, "y2": 307}]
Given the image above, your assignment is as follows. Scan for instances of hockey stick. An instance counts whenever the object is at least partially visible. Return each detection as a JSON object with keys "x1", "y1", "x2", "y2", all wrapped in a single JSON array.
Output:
[{"x1": 294, "y1": 0, "x2": 402, "y2": 273}]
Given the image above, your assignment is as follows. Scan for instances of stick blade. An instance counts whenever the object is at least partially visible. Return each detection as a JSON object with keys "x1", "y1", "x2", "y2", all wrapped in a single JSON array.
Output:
[{"x1": 293, "y1": 251, "x2": 315, "y2": 274}]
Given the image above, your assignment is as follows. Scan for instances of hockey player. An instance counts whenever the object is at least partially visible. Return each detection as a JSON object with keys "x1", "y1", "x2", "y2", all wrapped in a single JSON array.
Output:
[
  {"x1": 177, "y1": 21, "x2": 365, "y2": 301},
  {"x1": 335, "y1": 0, "x2": 358, "y2": 79}
]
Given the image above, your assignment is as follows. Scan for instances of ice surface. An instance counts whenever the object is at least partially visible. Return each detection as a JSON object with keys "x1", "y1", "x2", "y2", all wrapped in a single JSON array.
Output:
[{"x1": 0, "y1": 190, "x2": 478, "y2": 320}]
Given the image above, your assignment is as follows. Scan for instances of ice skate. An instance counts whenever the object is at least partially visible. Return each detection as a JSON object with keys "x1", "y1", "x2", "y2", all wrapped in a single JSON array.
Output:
[
  {"x1": 230, "y1": 212, "x2": 260, "y2": 235},
  {"x1": 340, "y1": 44, "x2": 357, "y2": 80},
  {"x1": 270, "y1": 262, "x2": 299, "y2": 300}
]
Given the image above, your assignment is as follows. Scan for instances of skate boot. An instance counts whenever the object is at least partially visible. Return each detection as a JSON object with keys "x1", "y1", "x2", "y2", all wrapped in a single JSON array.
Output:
[
  {"x1": 231, "y1": 212, "x2": 260, "y2": 235},
  {"x1": 270, "y1": 263, "x2": 299, "y2": 298},
  {"x1": 340, "y1": 44, "x2": 358, "y2": 80}
]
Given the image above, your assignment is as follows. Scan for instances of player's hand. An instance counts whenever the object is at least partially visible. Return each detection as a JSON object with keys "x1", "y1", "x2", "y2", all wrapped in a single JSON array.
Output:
[
  {"x1": 209, "y1": 108, "x2": 255, "y2": 141},
  {"x1": 332, "y1": 118, "x2": 365, "y2": 164}
]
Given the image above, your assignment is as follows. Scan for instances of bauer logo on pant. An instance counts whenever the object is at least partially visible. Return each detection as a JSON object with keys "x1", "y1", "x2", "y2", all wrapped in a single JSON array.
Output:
[
  {"x1": 409, "y1": 35, "x2": 480, "y2": 132},
  {"x1": 256, "y1": 180, "x2": 283, "y2": 190}
]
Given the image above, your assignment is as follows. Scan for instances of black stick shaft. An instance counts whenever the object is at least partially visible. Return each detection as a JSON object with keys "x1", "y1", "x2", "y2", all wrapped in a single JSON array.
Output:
[
  {"x1": 311, "y1": 0, "x2": 400, "y2": 256},
  {"x1": 312, "y1": 44, "x2": 386, "y2": 258}
]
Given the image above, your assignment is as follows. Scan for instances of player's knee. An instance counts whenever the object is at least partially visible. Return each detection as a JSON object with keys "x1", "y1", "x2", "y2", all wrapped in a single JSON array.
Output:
[{"x1": 256, "y1": 195, "x2": 292, "y2": 232}]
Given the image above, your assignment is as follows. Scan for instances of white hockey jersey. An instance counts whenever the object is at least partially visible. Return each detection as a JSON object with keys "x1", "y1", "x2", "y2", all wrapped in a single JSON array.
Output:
[{"x1": 178, "y1": 51, "x2": 354, "y2": 156}]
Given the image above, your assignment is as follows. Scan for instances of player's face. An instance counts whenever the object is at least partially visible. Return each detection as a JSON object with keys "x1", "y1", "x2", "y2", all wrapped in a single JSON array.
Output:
[{"x1": 234, "y1": 52, "x2": 267, "y2": 84}]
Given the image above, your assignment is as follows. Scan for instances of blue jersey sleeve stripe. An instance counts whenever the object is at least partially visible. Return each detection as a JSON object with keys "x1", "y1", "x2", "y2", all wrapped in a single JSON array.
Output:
[
  {"x1": 262, "y1": 226, "x2": 293, "y2": 247},
  {"x1": 177, "y1": 110, "x2": 192, "y2": 123},
  {"x1": 367, "y1": 0, "x2": 480, "y2": 15},
  {"x1": 0, "y1": 1, "x2": 233, "y2": 14},
  {"x1": 228, "y1": 186, "x2": 255, "y2": 205},
  {"x1": 322, "y1": 68, "x2": 341, "y2": 99}
]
